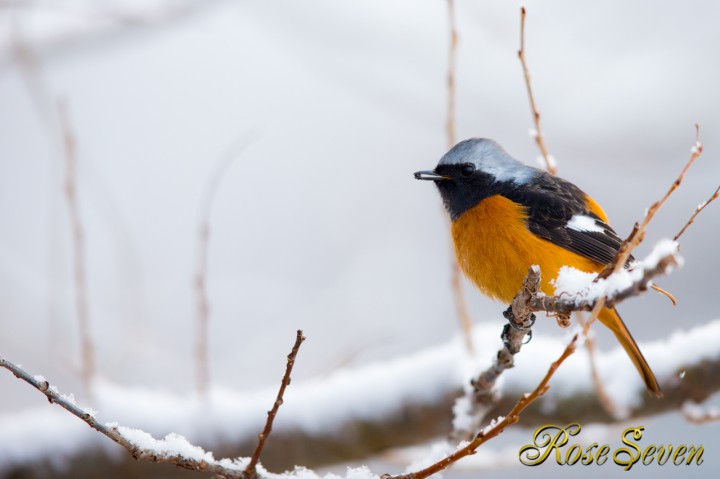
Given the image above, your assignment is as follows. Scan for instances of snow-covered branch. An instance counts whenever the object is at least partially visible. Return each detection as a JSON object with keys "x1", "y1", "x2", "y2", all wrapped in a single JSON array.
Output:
[
  {"x1": 533, "y1": 239, "x2": 681, "y2": 315},
  {"x1": 4, "y1": 318, "x2": 720, "y2": 476},
  {"x1": 1, "y1": 330, "x2": 308, "y2": 479}
]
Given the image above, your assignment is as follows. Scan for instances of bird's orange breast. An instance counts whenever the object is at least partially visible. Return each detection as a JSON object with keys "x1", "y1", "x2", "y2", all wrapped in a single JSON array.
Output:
[{"x1": 450, "y1": 194, "x2": 604, "y2": 303}]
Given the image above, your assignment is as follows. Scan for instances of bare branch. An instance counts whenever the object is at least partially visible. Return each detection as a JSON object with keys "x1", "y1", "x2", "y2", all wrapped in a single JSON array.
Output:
[
  {"x1": 674, "y1": 184, "x2": 720, "y2": 241},
  {"x1": 195, "y1": 136, "x2": 255, "y2": 395},
  {"x1": 391, "y1": 333, "x2": 580, "y2": 479},
  {"x1": 569, "y1": 309, "x2": 621, "y2": 419},
  {"x1": 444, "y1": 0, "x2": 475, "y2": 355},
  {"x1": 602, "y1": 124, "x2": 703, "y2": 277},
  {"x1": 445, "y1": 0, "x2": 458, "y2": 149},
  {"x1": 246, "y1": 330, "x2": 306, "y2": 477},
  {"x1": 518, "y1": 7, "x2": 556, "y2": 175},
  {"x1": 57, "y1": 99, "x2": 95, "y2": 387}
]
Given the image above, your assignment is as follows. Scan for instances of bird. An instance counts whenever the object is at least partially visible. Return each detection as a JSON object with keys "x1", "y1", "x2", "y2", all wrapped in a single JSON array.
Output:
[{"x1": 414, "y1": 138, "x2": 662, "y2": 397}]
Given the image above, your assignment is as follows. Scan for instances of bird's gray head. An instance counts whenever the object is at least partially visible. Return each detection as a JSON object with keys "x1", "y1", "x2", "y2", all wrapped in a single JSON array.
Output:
[{"x1": 414, "y1": 138, "x2": 538, "y2": 220}]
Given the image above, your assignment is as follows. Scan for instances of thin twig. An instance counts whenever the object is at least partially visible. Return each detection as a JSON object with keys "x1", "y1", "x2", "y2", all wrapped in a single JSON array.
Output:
[
  {"x1": 194, "y1": 137, "x2": 254, "y2": 395},
  {"x1": 445, "y1": 0, "x2": 458, "y2": 149},
  {"x1": 444, "y1": 0, "x2": 474, "y2": 354},
  {"x1": 674, "y1": 184, "x2": 720, "y2": 241},
  {"x1": 391, "y1": 332, "x2": 579, "y2": 479},
  {"x1": 602, "y1": 125, "x2": 703, "y2": 278},
  {"x1": 57, "y1": 99, "x2": 95, "y2": 387},
  {"x1": 650, "y1": 283, "x2": 677, "y2": 305},
  {"x1": 246, "y1": 330, "x2": 306, "y2": 477},
  {"x1": 518, "y1": 6, "x2": 556, "y2": 175},
  {"x1": 576, "y1": 311, "x2": 620, "y2": 418}
]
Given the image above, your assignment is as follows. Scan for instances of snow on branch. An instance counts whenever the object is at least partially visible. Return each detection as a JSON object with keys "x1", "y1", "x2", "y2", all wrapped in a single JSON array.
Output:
[
  {"x1": 3, "y1": 319, "x2": 720, "y2": 475},
  {"x1": 1, "y1": 331, "x2": 308, "y2": 479},
  {"x1": 536, "y1": 239, "x2": 682, "y2": 315}
]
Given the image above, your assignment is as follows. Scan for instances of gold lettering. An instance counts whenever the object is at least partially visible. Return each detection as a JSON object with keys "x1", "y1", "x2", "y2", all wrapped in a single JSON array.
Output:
[
  {"x1": 642, "y1": 445, "x2": 657, "y2": 465},
  {"x1": 582, "y1": 443, "x2": 599, "y2": 465},
  {"x1": 613, "y1": 426, "x2": 643, "y2": 471},
  {"x1": 656, "y1": 445, "x2": 671, "y2": 465},
  {"x1": 518, "y1": 424, "x2": 580, "y2": 466},
  {"x1": 565, "y1": 444, "x2": 582, "y2": 465},
  {"x1": 673, "y1": 445, "x2": 687, "y2": 465},
  {"x1": 685, "y1": 446, "x2": 704, "y2": 465},
  {"x1": 596, "y1": 444, "x2": 610, "y2": 465}
]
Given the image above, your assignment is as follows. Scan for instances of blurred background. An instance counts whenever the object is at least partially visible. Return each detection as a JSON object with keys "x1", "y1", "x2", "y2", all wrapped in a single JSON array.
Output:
[{"x1": 1, "y1": 0, "x2": 719, "y2": 478}]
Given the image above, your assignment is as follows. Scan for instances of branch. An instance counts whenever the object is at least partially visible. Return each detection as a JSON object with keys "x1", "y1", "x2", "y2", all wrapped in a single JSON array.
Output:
[
  {"x1": 57, "y1": 99, "x2": 95, "y2": 387},
  {"x1": 246, "y1": 330, "x2": 305, "y2": 476},
  {"x1": 445, "y1": 0, "x2": 475, "y2": 354},
  {"x1": 518, "y1": 6, "x2": 556, "y2": 175},
  {"x1": 1, "y1": 329, "x2": 306, "y2": 479},
  {"x1": 0, "y1": 357, "x2": 250, "y2": 478},
  {"x1": 390, "y1": 333, "x2": 580, "y2": 479},
  {"x1": 452, "y1": 266, "x2": 540, "y2": 438},
  {"x1": 194, "y1": 135, "x2": 255, "y2": 395},
  {"x1": 578, "y1": 313, "x2": 621, "y2": 418},
  {"x1": 4, "y1": 319, "x2": 720, "y2": 474},
  {"x1": 674, "y1": 184, "x2": 720, "y2": 241},
  {"x1": 601, "y1": 125, "x2": 703, "y2": 277}
]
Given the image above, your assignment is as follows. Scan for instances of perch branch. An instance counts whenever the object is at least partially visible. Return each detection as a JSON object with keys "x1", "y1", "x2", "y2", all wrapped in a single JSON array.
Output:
[
  {"x1": 246, "y1": 330, "x2": 306, "y2": 476},
  {"x1": 518, "y1": 6, "x2": 556, "y2": 175},
  {"x1": 529, "y1": 251, "x2": 680, "y2": 315}
]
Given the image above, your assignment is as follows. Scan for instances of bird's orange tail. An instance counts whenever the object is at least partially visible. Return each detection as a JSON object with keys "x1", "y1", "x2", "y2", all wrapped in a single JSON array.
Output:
[{"x1": 598, "y1": 308, "x2": 662, "y2": 398}]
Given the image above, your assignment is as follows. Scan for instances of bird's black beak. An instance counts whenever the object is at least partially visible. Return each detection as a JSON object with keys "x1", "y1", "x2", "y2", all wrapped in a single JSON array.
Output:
[{"x1": 414, "y1": 170, "x2": 449, "y2": 181}]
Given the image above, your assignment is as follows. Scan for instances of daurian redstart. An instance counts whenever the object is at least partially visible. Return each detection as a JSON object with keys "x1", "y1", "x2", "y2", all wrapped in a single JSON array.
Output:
[{"x1": 415, "y1": 138, "x2": 661, "y2": 397}]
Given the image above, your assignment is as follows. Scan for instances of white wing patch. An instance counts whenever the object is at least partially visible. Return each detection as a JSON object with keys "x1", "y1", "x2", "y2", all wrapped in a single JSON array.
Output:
[{"x1": 567, "y1": 215, "x2": 605, "y2": 233}]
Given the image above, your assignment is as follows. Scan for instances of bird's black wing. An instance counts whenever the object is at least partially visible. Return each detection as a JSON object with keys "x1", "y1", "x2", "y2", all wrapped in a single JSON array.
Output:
[{"x1": 503, "y1": 172, "x2": 628, "y2": 266}]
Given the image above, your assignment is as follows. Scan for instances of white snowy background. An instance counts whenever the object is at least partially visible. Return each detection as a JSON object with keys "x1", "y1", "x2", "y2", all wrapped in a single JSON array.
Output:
[{"x1": 1, "y1": 0, "x2": 719, "y2": 477}]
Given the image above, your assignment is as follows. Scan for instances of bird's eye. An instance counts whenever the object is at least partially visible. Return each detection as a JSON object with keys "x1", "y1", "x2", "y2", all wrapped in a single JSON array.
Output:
[{"x1": 460, "y1": 163, "x2": 475, "y2": 178}]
